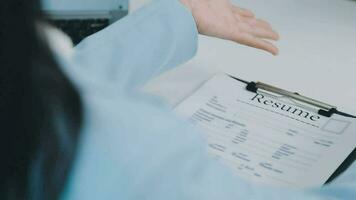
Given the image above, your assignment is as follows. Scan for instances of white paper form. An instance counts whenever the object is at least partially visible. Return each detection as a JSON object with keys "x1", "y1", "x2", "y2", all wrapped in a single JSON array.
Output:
[{"x1": 174, "y1": 74, "x2": 356, "y2": 188}]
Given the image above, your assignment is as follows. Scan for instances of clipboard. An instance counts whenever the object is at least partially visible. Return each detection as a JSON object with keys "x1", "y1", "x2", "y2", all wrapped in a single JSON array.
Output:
[{"x1": 228, "y1": 74, "x2": 356, "y2": 185}]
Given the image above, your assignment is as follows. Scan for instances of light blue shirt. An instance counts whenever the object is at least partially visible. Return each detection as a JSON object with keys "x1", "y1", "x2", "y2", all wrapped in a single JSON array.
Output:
[{"x1": 57, "y1": 0, "x2": 356, "y2": 199}]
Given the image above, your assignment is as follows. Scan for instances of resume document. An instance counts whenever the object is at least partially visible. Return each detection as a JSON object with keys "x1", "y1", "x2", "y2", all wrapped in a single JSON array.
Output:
[{"x1": 175, "y1": 74, "x2": 356, "y2": 187}]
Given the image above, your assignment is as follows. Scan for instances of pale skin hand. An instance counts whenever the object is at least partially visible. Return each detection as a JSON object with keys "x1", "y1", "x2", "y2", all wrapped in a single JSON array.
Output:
[{"x1": 180, "y1": 0, "x2": 279, "y2": 55}]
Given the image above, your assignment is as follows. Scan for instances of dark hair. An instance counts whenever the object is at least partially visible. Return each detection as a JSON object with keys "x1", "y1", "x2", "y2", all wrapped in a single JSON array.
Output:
[{"x1": 0, "y1": 0, "x2": 82, "y2": 199}]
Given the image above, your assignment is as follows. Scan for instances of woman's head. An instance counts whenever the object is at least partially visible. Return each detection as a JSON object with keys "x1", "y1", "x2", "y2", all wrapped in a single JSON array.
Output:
[{"x1": 0, "y1": 0, "x2": 82, "y2": 199}]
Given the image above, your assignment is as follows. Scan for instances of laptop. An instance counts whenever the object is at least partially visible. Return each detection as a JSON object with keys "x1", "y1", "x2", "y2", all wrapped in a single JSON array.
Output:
[{"x1": 42, "y1": 0, "x2": 128, "y2": 44}]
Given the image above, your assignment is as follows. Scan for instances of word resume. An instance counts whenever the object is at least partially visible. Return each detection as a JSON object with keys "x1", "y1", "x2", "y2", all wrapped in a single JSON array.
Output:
[{"x1": 175, "y1": 74, "x2": 356, "y2": 187}]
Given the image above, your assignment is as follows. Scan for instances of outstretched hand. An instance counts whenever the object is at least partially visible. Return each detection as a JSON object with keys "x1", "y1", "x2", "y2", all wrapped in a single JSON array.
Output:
[{"x1": 180, "y1": 0, "x2": 279, "y2": 55}]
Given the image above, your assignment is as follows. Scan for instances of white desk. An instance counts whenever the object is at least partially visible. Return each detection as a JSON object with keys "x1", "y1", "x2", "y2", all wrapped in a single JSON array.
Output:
[{"x1": 140, "y1": 0, "x2": 356, "y2": 115}]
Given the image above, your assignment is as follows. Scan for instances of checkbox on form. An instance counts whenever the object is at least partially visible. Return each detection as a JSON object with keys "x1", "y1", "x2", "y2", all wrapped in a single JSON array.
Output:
[{"x1": 321, "y1": 119, "x2": 351, "y2": 135}]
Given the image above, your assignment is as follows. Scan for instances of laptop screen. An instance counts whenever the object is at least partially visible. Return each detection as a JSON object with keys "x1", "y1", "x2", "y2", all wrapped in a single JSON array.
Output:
[
  {"x1": 41, "y1": 0, "x2": 128, "y2": 44},
  {"x1": 41, "y1": 0, "x2": 128, "y2": 11}
]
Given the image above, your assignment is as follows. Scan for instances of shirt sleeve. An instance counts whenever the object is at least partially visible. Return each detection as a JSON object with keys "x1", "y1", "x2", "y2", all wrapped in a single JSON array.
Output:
[
  {"x1": 61, "y1": 91, "x2": 356, "y2": 200},
  {"x1": 68, "y1": 0, "x2": 198, "y2": 92}
]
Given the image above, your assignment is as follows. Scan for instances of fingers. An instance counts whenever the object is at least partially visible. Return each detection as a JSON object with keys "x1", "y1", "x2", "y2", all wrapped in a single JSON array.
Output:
[
  {"x1": 243, "y1": 17, "x2": 272, "y2": 30},
  {"x1": 232, "y1": 7, "x2": 254, "y2": 17},
  {"x1": 233, "y1": 9, "x2": 279, "y2": 41},
  {"x1": 250, "y1": 25, "x2": 279, "y2": 40},
  {"x1": 239, "y1": 21, "x2": 279, "y2": 41},
  {"x1": 237, "y1": 21, "x2": 279, "y2": 41},
  {"x1": 234, "y1": 32, "x2": 279, "y2": 55},
  {"x1": 231, "y1": 6, "x2": 279, "y2": 55}
]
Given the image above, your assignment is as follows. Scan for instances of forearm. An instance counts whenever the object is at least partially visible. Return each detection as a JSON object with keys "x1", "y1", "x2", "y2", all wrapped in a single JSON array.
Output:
[{"x1": 71, "y1": 0, "x2": 198, "y2": 91}]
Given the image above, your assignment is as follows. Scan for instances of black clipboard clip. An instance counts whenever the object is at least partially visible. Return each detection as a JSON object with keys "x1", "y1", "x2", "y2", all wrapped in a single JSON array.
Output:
[{"x1": 229, "y1": 75, "x2": 356, "y2": 118}]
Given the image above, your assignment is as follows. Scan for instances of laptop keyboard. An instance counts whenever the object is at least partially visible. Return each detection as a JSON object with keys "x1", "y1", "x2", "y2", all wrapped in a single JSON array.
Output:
[{"x1": 51, "y1": 18, "x2": 110, "y2": 44}]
